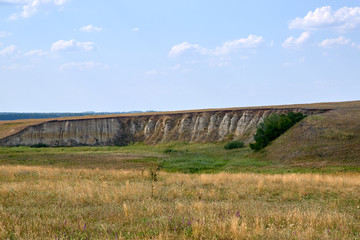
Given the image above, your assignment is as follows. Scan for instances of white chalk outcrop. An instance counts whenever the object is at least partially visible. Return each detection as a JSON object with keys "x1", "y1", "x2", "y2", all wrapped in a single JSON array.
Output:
[{"x1": 0, "y1": 108, "x2": 322, "y2": 146}]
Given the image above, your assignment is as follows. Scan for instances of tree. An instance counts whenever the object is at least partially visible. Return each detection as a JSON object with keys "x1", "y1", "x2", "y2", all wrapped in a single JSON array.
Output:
[{"x1": 250, "y1": 112, "x2": 306, "y2": 151}]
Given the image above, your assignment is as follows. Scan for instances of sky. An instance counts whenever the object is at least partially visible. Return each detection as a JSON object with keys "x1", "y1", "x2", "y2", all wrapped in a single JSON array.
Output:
[{"x1": 0, "y1": 0, "x2": 359, "y2": 112}]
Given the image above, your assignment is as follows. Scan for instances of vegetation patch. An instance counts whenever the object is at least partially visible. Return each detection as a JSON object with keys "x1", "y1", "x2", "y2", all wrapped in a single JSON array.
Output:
[
  {"x1": 250, "y1": 112, "x2": 306, "y2": 151},
  {"x1": 224, "y1": 140, "x2": 244, "y2": 150},
  {"x1": 30, "y1": 143, "x2": 49, "y2": 148}
]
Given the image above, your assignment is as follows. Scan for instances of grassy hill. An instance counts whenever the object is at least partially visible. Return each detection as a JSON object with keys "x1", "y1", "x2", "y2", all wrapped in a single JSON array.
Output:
[{"x1": 256, "y1": 101, "x2": 360, "y2": 167}]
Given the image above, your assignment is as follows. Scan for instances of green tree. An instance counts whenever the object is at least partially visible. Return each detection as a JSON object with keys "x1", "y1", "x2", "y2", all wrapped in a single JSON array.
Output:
[{"x1": 250, "y1": 112, "x2": 306, "y2": 151}]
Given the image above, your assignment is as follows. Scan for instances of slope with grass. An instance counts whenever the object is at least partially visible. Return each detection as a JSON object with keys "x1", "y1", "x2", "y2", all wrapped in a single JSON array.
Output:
[{"x1": 256, "y1": 103, "x2": 360, "y2": 167}]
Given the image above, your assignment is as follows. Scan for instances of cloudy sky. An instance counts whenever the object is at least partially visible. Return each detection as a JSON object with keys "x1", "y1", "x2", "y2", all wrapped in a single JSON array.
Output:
[{"x1": 1, "y1": 0, "x2": 359, "y2": 112}]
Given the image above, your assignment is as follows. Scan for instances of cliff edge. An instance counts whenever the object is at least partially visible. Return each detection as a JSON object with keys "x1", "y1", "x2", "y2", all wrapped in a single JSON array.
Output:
[{"x1": 0, "y1": 107, "x2": 326, "y2": 146}]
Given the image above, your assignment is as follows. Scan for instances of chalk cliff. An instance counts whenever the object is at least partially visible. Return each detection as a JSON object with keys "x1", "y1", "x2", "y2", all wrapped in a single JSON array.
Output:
[{"x1": 0, "y1": 108, "x2": 325, "y2": 146}]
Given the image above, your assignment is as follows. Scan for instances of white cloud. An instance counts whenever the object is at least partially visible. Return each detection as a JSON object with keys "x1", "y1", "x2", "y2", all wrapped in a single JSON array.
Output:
[
  {"x1": 169, "y1": 42, "x2": 204, "y2": 57},
  {"x1": 76, "y1": 41, "x2": 95, "y2": 51},
  {"x1": 0, "y1": 45, "x2": 16, "y2": 56},
  {"x1": 24, "y1": 49, "x2": 48, "y2": 56},
  {"x1": 0, "y1": 31, "x2": 12, "y2": 38},
  {"x1": 80, "y1": 25, "x2": 102, "y2": 32},
  {"x1": 6, "y1": 0, "x2": 70, "y2": 20},
  {"x1": 51, "y1": 39, "x2": 95, "y2": 52},
  {"x1": 289, "y1": 6, "x2": 360, "y2": 31},
  {"x1": 282, "y1": 32, "x2": 311, "y2": 48},
  {"x1": 59, "y1": 61, "x2": 108, "y2": 71},
  {"x1": 211, "y1": 35, "x2": 264, "y2": 55},
  {"x1": 131, "y1": 27, "x2": 140, "y2": 32},
  {"x1": 318, "y1": 36, "x2": 351, "y2": 48},
  {"x1": 169, "y1": 35, "x2": 264, "y2": 57}
]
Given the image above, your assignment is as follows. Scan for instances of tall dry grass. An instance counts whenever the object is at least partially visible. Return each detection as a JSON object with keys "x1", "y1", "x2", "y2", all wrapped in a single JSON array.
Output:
[{"x1": 0, "y1": 166, "x2": 359, "y2": 239}]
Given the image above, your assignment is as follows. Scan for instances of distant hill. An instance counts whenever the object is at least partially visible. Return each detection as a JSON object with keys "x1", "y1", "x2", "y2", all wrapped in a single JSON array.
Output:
[{"x1": 0, "y1": 111, "x2": 156, "y2": 121}]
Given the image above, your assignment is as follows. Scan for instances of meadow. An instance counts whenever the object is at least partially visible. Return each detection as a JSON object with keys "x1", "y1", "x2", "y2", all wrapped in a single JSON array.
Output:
[{"x1": 0, "y1": 143, "x2": 359, "y2": 239}]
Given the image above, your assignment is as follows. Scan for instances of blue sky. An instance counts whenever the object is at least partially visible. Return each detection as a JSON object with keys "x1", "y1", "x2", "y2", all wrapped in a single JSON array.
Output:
[{"x1": 0, "y1": 0, "x2": 359, "y2": 112}]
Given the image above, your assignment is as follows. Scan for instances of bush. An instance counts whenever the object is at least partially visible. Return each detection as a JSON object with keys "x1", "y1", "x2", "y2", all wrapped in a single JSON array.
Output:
[
  {"x1": 30, "y1": 143, "x2": 49, "y2": 148},
  {"x1": 250, "y1": 112, "x2": 306, "y2": 151},
  {"x1": 224, "y1": 140, "x2": 244, "y2": 150}
]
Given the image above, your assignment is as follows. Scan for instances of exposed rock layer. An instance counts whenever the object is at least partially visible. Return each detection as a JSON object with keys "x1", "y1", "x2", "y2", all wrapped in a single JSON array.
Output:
[{"x1": 0, "y1": 108, "x2": 326, "y2": 146}]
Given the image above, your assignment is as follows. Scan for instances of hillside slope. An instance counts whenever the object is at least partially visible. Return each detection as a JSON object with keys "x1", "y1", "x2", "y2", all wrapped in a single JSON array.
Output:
[{"x1": 261, "y1": 103, "x2": 360, "y2": 167}]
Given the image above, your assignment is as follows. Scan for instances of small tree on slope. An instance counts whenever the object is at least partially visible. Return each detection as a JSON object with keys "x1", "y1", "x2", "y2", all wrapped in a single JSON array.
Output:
[{"x1": 250, "y1": 112, "x2": 306, "y2": 151}]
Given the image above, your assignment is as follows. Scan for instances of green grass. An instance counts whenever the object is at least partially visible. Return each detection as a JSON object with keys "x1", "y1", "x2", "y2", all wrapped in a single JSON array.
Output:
[{"x1": 1, "y1": 142, "x2": 359, "y2": 174}]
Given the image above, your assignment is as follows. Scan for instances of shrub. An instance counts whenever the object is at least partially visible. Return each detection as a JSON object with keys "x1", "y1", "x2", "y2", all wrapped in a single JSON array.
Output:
[
  {"x1": 250, "y1": 112, "x2": 306, "y2": 151},
  {"x1": 30, "y1": 143, "x2": 49, "y2": 148},
  {"x1": 224, "y1": 140, "x2": 244, "y2": 150}
]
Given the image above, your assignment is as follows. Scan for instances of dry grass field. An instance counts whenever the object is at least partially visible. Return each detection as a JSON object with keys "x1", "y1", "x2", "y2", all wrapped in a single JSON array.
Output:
[{"x1": 0, "y1": 165, "x2": 359, "y2": 239}]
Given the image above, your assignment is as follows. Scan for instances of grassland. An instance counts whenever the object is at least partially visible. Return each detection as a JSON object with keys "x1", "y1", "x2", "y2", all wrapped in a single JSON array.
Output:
[
  {"x1": 1, "y1": 143, "x2": 359, "y2": 174},
  {"x1": 0, "y1": 143, "x2": 359, "y2": 239},
  {"x1": 0, "y1": 164, "x2": 359, "y2": 239},
  {"x1": 1, "y1": 100, "x2": 359, "y2": 239}
]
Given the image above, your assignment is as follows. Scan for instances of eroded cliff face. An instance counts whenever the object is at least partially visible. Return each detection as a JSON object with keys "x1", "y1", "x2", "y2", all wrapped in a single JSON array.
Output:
[{"x1": 0, "y1": 109, "x2": 324, "y2": 146}]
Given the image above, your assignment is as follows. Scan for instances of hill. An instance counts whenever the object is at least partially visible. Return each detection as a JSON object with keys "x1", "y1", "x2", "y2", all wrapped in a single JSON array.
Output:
[
  {"x1": 0, "y1": 101, "x2": 359, "y2": 168},
  {"x1": 0, "y1": 100, "x2": 349, "y2": 141},
  {"x1": 258, "y1": 102, "x2": 360, "y2": 167}
]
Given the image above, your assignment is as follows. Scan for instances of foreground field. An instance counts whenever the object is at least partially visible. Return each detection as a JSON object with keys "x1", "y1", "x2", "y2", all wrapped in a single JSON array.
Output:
[
  {"x1": 0, "y1": 142, "x2": 359, "y2": 239},
  {"x1": 0, "y1": 165, "x2": 359, "y2": 239}
]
